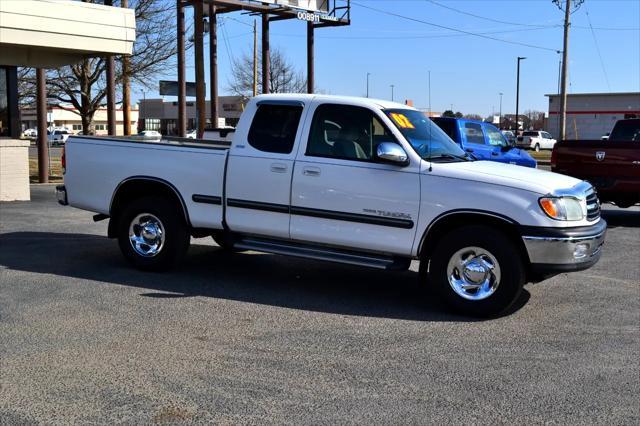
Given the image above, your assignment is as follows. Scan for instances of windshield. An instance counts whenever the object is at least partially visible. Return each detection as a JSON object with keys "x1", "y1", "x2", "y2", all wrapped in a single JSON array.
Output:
[{"x1": 384, "y1": 109, "x2": 468, "y2": 161}]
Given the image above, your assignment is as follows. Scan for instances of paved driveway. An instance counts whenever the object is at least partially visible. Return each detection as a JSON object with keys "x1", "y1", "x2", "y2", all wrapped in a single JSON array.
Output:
[{"x1": 1, "y1": 186, "x2": 638, "y2": 424}]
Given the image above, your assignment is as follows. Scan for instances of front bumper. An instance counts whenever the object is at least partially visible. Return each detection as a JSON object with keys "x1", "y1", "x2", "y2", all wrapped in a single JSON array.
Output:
[
  {"x1": 56, "y1": 185, "x2": 68, "y2": 206},
  {"x1": 521, "y1": 219, "x2": 606, "y2": 274}
]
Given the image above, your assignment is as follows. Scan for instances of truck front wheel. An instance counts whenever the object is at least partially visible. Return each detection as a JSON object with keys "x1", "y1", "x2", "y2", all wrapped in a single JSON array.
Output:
[
  {"x1": 424, "y1": 226, "x2": 525, "y2": 317},
  {"x1": 117, "y1": 196, "x2": 190, "y2": 271}
]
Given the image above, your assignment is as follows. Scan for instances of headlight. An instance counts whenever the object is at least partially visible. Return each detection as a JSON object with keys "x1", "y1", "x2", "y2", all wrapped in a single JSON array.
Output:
[{"x1": 539, "y1": 196, "x2": 586, "y2": 221}]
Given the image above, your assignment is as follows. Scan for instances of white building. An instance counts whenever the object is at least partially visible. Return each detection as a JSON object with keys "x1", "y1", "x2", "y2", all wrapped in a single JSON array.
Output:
[
  {"x1": 21, "y1": 105, "x2": 139, "y2": 136},
  {"x1": 546, "y1": 92, "x2": 640, "y2": 140}
]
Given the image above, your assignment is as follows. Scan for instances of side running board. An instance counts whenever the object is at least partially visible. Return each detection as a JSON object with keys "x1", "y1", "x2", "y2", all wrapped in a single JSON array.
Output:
[{"x1": 233, "y1": 237, "x2": 411, "y2": 270}]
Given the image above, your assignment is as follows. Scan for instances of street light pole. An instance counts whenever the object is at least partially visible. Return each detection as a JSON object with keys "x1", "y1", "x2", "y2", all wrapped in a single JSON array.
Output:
[
  {"x1": 515, "y1": 56, "x2": 526, "y2": 133},
  {"x1": 499, "y1": 92, "x2": 503, "y2": 129},
  {"x1": 390, "y1": 84, "x2": 394, "y2": 102},
  {"x1": 366, "y1": 72, "x2": 370, "y2": 98}
]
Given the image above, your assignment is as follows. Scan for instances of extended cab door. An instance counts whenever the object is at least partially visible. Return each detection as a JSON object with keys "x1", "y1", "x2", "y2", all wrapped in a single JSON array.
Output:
[
  {"x1": 290, "y1": 102, "x2": 420, "y2": 255},
  {"x1": 225, "y1": 100, "x2": 306, "y2": 239},
  {"x1": 461, "y1": 121, "x2": 495, "y2": 160}
]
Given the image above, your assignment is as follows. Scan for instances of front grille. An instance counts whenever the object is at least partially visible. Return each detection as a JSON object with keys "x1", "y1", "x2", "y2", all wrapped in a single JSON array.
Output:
[{"x1": 586, "y1": 189, "x2": 600, "y2": 221}]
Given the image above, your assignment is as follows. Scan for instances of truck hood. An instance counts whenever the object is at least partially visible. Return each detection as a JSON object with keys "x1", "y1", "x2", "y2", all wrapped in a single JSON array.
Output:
[{"x1": 430, "y1": 160, "x2": 583, "y2": 195}]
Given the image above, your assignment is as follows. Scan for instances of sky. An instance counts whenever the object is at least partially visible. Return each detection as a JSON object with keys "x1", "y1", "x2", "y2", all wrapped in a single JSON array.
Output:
[{"x1": 135, "y1": 0, "x2": 640, "y2": 118}]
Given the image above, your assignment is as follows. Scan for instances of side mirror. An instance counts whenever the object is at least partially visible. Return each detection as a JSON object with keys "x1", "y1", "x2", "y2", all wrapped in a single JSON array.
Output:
[{"x1": 376, "y1": 142, "x2": 409, "y2": 166}]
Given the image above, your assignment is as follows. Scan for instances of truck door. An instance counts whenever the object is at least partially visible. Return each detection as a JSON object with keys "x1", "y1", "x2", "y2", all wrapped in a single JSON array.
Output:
[
  {"x1": 290, "y1": 102, "x2": 420, "y2": 255},
  {"x1": 225, "y1": 101, "x2": 306, "y2": 239}
]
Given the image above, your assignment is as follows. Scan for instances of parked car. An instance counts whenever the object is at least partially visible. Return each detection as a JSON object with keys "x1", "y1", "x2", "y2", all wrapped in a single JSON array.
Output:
[
  {"x1": 551, "y1": 118, "x2": 640, "y2": 208},
  {"x1": 23, "y1": 128, "x2": 37, "y2": 138},
  {"x1": 516, "y1": 130, "x2": 556, "y2": 151},
  {"x1": 431, "y1": 117, "x2": 536, "y2": 167},
  {"x1": 501, "y1": 130, "x2": 516, "y2": 145},
  {"x1": 48, "y1": 129, "x2": 71, "y2": 145},
  {"x1": 138, "y1": 130, "x2": 161, "y2": 137},
  {"x1": 57, "y1": 94, "x2": 605, "y2": 317},
  {"x1": 186, "y1": 129, "x2": 197, "y2": 139}
]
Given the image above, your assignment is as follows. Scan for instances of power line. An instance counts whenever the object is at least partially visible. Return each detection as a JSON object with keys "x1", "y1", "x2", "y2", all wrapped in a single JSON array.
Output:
[
  {"x1": 585, "y1": 7, "x2": 612, "y2": 91},
  {"x1": 270, "y1": 25, "x2": 556, "y2": 40},
  {"x1": 351, "y1": 1, "x2": 561, "y2": 53},
  {"x1": 425, "y1": 0, "x2": 561, "y2": 28}
]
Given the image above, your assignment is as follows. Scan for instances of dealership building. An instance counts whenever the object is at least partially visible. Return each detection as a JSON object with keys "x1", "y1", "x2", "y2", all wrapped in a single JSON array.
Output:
[
  {"x1": 138, "y1": 97, "x2": 247, "y2": 134},
  {"x1": 546, "y1": 92, "x2": 640, "y2": 140}
]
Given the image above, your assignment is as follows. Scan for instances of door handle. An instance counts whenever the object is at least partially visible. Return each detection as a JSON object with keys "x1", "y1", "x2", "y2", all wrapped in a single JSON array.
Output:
[
  {"x1": 465, "y1": 148, "x2": 474, "y2": 153},
  {"x1": 270, "y1": 163, "x2": 288, "y2": 173},
  {"x1": 303, "y1": 166, "x2": 321, "y2": 177}
]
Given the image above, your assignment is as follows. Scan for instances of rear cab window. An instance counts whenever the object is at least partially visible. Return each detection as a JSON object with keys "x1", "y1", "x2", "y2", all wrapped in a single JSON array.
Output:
[
  {"x1": 247, "y1": 103, "x2": 303, "y2": 154},
  {"x1": 463, "y1": 122, "x2": 486, "y2": 145},
  {"x1": 609, "y1": 120, "x2": 640, "y2": 141}
]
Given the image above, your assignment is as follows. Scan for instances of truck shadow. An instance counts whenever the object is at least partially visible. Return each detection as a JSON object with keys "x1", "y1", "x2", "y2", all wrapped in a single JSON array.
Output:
[
  {"x1": 0, "y1": 232, "x2": 529, "y2": 322},
  {"x1": 600, "y1": 208, "x2": 640, "y2": 228}
]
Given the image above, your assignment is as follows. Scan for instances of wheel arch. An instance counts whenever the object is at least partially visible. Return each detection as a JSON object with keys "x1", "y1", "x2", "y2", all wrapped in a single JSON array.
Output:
[
  {"x1": 418, "y1": 210, "x2": 530, "y2": 264},
  {"x1": 108, "y1": 176, "x2": 190, "y2": 238}
]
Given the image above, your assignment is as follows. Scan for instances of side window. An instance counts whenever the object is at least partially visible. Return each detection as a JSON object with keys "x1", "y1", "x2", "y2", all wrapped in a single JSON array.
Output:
[
  {"x1": 485, "y1": 126, "x2": 506, "y2": 146},
  {"x1": 306, "y1": 104, "x2": 395, "y2": 161},
  {"x1": 464, "y1": 122, "x2": 486, "y2": 145},
  {"x1": 247, "y1": 104, "x2": 303, "y2": 154}
]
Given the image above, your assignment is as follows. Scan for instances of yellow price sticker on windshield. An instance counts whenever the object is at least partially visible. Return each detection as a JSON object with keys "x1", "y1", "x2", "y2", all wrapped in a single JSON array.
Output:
[{"x1": 390, "y1": 113, "x2": 415, "y2": 129}]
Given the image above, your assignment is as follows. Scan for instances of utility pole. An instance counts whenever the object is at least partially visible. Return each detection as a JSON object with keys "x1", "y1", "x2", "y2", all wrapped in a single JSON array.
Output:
[
  {"x1": 36, "y1": 68, "x2": 48, "y2": 183},
  {"x1": 515, "y1": 56, "x2": 526, "y2": 133},
  {"x1": 555, "y1": 0, "x2": 581, "y2": 141},
  {"x1": 253, "y1": 19, "x2": 258, "y2": 97},
  {"x1": 390, "y1": 84, "x2": 394, "y2": 102},
  {"x1": 177, "y1": 0, "x2": 186, "y2": 137},
  {"x1": 366, "y1": 72, "x2": 370, "y2": 98},
  {"x1": 209, "y1": 2, "x2": 219, "y2": 129},
  {"x1": 121, "y1": 0, "x2": 131, "y2": 135},
  {"x1": 499, "y1": 92, "x2": 503, "y2": 129}
]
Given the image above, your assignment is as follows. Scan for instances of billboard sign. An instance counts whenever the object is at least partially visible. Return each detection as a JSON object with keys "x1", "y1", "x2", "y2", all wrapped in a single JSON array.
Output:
[
  {"x1": 159, "y1": 80, "x2": 204, "y2": 97},
  {"x1": 260, "y1": 1, "x2": 329, "y2": 13}
]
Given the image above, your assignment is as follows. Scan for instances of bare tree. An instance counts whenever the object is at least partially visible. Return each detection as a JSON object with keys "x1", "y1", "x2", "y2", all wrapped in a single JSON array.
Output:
[
  {"x1": 463, "y1": 114, "x2": 483, "y2": 121},
  {"x1": 18, "y1": 0, "x2": 185, "y2": 133},
  {"x1": 228, "y1": 47, "x2": 307, "y2": 96},
  {"x1": 523, "y1": 109, "x2": 545, "y2": 130}
]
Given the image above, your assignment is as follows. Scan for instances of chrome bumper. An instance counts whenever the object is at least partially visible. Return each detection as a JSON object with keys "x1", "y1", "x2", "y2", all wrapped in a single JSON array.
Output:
[
  {"x1": 522, "y1": 220, "x2": 606, "y2": 272},
  {"x1": 56, "y1": 185, "x2": 68, "y2": 206}
]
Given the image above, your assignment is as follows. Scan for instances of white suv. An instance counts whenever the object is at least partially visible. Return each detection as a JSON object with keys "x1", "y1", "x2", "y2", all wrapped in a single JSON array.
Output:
[{"x1": 517, "y1": 131, "x2": 556, "y2": 151}]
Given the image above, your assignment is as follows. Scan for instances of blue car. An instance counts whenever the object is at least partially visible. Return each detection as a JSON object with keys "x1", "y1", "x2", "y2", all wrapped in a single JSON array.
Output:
[{"x1": 431, "y1": 117, "x2": 536, "y2": 168}]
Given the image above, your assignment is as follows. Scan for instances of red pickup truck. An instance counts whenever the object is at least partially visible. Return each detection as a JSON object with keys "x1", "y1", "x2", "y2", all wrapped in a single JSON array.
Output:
[{"x1": 551, "y1": 119, "x2": 640, "y2": 208}]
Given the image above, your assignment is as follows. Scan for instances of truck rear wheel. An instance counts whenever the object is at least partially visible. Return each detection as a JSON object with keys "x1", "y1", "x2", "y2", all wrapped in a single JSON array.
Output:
[
  {"x1": 424, "y1": 225, "x2": 525, "y2": 317},
  {"x1": 117, "y1": 196, "x2": 190, "y2": 271}
]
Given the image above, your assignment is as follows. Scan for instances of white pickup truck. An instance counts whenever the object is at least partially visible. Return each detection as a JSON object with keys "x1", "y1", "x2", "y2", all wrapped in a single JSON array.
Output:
[{"x1": 57, "y1": 95, "x2": 606, "y2": 316}]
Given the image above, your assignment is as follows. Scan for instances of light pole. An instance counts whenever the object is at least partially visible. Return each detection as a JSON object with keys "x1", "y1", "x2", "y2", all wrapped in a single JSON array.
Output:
[
  {"x1": 515, "y1": 56, "x2": 526, "y2": 133},
  {"x1": 499, "y1": 92, "x2": 503, "y2": 129},
  {"x1": 366, "y1": 72, "x2": 371, "y2": 98},
  {"x1": 390, "y1": 84, "x2": 395, "y2": 102},
  {"x1": 428, "y1": 70, "x2": 431, "y2": 116}
]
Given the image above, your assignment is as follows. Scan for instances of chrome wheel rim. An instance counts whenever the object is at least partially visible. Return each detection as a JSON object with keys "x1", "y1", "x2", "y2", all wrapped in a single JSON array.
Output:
[
  {"x1": 128, "y1": 213, "x2": 165, "y2": 257},
  {"x1": 446, "y1": 246, "x2": 501, "y2": 301}
]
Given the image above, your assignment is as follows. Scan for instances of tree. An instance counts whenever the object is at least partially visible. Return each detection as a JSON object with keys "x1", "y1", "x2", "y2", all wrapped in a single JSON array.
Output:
[
  {"x1": 454, "y1": 111, "x2": 463, "y2": 118},
  {"x1": 442, "y1": 110, "x2": 455, "y2": 118},
  {"x1": 228, "y1": 47, "x2": 307, "y2": 96},
  {"x1": 523, "y1": 109, "x2": 545, "y2": 130},
  {"x1": 18, "y1": 0, "x2": 183, "y2": 133},
  {"x1": 463, "y1": 114, "x2": 483, "y2": 121}
]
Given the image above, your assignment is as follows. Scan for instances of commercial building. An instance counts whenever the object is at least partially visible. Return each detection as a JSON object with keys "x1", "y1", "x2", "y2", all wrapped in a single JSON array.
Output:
[
  {"x1": 21, "y1": 105, "x2": 139, "y2": 136},
  {"x1": 138, "y1": 97, "x2": 247, "y2": 134},
  {"x1": 0, "y1": 0, "x2": 134, "y2": 199},
  {"x1": 546, "y1": 92, "x2": 640, "y2": 140}
]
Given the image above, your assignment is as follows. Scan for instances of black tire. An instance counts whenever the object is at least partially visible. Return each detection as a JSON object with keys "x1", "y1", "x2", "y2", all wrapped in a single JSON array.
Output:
[
  {"x1": 117, "y1": 196, "x2": 190, "y2": 271},
  {"x1": 423, "y1": 225, "x2": 525, "y2": 317},
  {"x1": 534, "y1": 143, "x2": 540, "y2": 152}
]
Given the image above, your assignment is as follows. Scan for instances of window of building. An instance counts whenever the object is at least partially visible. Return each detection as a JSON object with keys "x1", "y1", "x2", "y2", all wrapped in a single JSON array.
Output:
[
  {"x1": 95, "y1": 124, "x2": 106, "y2": 131},
  {"x1": 72, "y1": 124, "x2": 82, "y2": 131},
  {"x1": 306, "y1": 104, "x2": 395, "y2": 161},
  {"x1": 247, "y1": 104, "x2": 303, "y2": 154}
]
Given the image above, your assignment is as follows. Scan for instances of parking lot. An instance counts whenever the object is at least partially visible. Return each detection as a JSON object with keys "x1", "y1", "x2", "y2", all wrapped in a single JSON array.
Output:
[{"x1": 1, "y1": 185, "x2": 638, "y2": 424}]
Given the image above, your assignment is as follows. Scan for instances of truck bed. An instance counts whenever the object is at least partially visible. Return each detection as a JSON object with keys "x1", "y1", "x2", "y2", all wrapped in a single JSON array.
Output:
[{"x1": 64, "y1": 135, "x2": 229, "y2": 229}]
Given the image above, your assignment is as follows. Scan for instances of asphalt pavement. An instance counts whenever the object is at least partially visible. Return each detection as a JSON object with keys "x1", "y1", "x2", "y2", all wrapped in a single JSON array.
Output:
[{"x1": 1, "y1": 185, "x2": 638, "y2": 424}]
